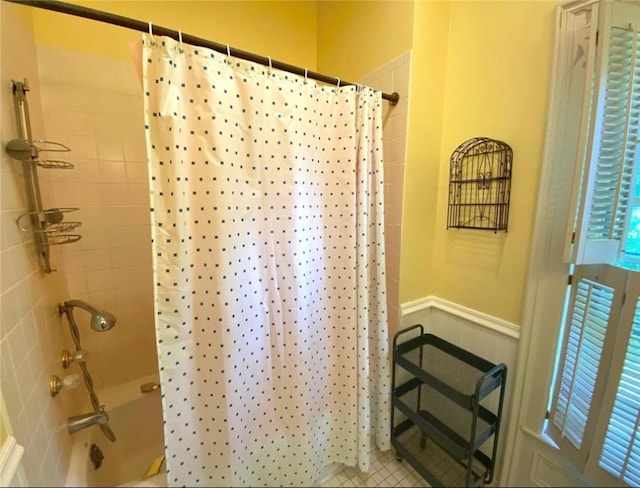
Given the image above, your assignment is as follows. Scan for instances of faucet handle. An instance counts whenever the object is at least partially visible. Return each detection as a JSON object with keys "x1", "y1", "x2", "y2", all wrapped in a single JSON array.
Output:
[
  {"x1": 61, "y1": 349, "x2": 87, "y2": 368},
  {"x1": 49, "y1": 373, "x2": 80, "y2": 396}
]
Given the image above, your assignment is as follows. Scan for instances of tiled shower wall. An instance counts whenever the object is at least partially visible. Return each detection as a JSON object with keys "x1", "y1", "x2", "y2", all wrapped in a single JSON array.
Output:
[
  {"x1": 36, "y1": 45, "x2": 158, "y2": 390},
  {"x1": 1, "y1": 3, "x2": 82, "y2": 485},
  {"x1": 359, "y1": 52, "x2": 410, "y2": 341}
]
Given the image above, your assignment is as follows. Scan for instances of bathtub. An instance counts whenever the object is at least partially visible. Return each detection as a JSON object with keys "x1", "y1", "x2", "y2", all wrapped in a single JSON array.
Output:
[{"x1": 65, "y1": 374, "x2": 167, "y2": 487}]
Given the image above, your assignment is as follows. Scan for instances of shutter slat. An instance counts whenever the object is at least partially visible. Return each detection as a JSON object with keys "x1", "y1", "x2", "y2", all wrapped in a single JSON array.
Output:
[{"x1": 585, "y1": 25, "x2": 637, "y2": 244}]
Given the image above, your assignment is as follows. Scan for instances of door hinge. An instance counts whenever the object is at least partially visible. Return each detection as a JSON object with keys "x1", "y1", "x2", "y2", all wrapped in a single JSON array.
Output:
[
  {"x1": 595, "y1": 30, "x2": 599, "y2": 46},
  {"x1": 568, "y1": 275, "x2": 573, "y2": 285},
  {"x1": 545, "y1": 410, "x2": 550, "y2": 420},
  {"x1": 571, "y1": 231, "x2": 576, "y2": 244}
]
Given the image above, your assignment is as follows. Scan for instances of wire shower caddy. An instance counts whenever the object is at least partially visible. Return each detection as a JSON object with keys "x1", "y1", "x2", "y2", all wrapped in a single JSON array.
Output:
[
  {"x1": 5, "y1": 78, "x2": 82, "y2": 272},
  {"x1": 446, "y1": 137, "x2": 512, "y2": 233}
]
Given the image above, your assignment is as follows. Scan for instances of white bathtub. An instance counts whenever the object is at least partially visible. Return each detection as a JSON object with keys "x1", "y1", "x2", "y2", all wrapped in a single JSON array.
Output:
[{"x1": 65, "y1": 374, "x2": 167, "y2": 487}]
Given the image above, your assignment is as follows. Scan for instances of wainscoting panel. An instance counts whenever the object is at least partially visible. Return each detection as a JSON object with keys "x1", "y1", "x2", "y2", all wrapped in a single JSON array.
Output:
[{"x1": 529, "y1": 447, "x2": 589, "y2": 487}]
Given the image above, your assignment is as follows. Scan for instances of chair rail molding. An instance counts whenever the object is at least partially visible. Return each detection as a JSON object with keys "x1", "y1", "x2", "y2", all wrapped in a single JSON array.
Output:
[{"x1": 400, "y1": 295, "x2": 521, "y2": 340}]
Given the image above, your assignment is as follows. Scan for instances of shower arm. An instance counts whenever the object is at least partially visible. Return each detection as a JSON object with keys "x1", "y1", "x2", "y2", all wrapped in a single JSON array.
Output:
[{"x1": 58, "y1": 303, "x2": 117, "y2": 442}]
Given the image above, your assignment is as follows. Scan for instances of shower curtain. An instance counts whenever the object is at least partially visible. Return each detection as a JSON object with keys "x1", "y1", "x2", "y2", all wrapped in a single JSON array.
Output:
[{"x1": 142, "y1": 34, "x2": 390, "y2": 487}]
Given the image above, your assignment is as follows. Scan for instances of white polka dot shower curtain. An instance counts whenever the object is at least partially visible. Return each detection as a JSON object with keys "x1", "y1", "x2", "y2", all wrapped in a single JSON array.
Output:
[{"x1": 142, "y1": 34, "x2": 390, "y2": 487}]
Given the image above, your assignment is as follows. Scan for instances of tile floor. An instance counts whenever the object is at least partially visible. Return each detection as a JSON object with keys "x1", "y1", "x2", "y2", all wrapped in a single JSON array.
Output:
[{"x1": 319, "y1": 448, "x2": 427, "y2": 487}]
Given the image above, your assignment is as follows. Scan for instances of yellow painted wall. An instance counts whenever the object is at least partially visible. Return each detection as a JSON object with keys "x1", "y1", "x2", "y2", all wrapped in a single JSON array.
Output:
[
  {"x1": 400, "y1": 0, "x2": 450, "y2": 304},
  {"x1": 316, "y1": 1, "x2": 414, "y2": 81},
  {"x1": 429, "y1": 1, "x2": 555, "y2": 323},
  {"x1": 32, "y1": 1, "x2": 317, "y2": 68}
]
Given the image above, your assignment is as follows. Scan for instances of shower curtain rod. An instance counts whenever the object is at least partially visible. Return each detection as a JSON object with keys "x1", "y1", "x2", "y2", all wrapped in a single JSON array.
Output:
[{"x1": 5, "y1": 0, "x2": 400, "y2": 105}]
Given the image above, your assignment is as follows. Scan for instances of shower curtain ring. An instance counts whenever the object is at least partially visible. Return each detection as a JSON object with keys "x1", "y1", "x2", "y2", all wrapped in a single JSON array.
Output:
[
  {"x1": 226, "y1": 44, "x2": 231, "y2": 64},
  {"x1": 304, "y1": 68, "x2": 308, "y2": 84},
  {"x1": 336, "y1": 77, "x2": 341, "y2": 88},
  {"x1": 267, "y1": 56, "x2": 272, "y2": 75},
  {"x1": 148, "y1": 22, "x2": 153, "y2": 36},
  {"x1": 178, "y1": 29, "x2": 183, "y2": 49}
]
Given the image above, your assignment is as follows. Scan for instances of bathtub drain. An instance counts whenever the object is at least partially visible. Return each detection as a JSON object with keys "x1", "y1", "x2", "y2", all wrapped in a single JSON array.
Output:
[{"x1": 90, "y1": 443, "x2": 104, "y2": 470}]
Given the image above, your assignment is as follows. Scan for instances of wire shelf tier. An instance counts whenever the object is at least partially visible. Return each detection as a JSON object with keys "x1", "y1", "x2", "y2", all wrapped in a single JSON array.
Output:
[
  {"x1": 48, "y1": 234, "x2": 82, "y2": 245},
  {"x1": 40, "y1": 222, "x2": 82, "y2": 234},
  {"x1": 36, "y1": 159, "x2": 75, "y2": 169}
]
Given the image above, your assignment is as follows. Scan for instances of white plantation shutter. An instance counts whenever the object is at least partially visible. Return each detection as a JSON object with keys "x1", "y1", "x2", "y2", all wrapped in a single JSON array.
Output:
[
  {"x1": 599, "y1": 307, "x2": 640, "y2": 485},
  {"x1": 568, "y1": 2, "x2": 640, "y2": 264},
  {"x1": 546, "y1": 264, "x2": 627, "y2": 470},
  {"x1": 586, "y1": 272, "x2": 640, "y2": 486}
]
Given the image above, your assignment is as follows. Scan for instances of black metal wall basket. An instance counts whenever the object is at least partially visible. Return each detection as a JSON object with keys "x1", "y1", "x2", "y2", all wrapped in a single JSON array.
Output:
[{"x1": 447, "y1": 137, "x2": 512, "y2": 232}]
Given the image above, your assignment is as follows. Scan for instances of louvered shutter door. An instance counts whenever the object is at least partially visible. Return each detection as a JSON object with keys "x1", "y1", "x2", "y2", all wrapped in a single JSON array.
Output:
[
  {"x1": 546, "y1": 264, "x2": 627, "y2": 470},
  {"x1": 569, "y1": 2, "x2": 640, "y2": 264},
  {"x1": 586, "y1": 271, "x2": 640, "y2": 486}
]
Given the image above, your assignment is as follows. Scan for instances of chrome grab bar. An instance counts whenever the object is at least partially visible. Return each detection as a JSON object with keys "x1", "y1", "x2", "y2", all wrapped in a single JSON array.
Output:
[{"x1": 140, "y1": 382, "x2": 160, "y2": 393}]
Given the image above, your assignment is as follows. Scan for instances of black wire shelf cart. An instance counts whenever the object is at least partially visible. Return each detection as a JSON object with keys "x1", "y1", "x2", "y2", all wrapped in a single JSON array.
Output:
[
  {"x1": 447, "y1": 137, "x2": 512, "y2": 232},
  {"x1": 391, "y1": 325, "x2": 507, "y2": 487}
]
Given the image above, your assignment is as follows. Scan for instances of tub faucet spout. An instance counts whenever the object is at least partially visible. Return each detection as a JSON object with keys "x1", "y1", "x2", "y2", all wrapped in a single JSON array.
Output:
[{"x1": 67, "y1": 411, "x2": 108, "y2": 434}]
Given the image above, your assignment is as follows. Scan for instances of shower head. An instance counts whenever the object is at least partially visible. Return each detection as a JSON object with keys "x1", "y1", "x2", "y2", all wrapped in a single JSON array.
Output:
[{"x1": 59, "y1": 300, "x2": 117, "y2": 332}]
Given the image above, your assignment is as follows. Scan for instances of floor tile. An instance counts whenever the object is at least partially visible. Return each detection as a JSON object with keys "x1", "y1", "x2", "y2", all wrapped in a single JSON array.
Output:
[{"x1": 318, "y1": 448, "x2": 430, "y2": 488}]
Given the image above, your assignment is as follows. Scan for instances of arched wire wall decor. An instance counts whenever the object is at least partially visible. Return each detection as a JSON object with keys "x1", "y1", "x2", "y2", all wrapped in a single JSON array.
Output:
[{"x1": 447, "y1": 137, "x2": 513, "y2": 232}]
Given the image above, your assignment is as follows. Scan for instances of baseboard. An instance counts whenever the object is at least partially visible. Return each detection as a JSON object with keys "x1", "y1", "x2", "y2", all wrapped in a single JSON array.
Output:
[{"x1": 400, "y1": 295, "x2": 520, "y2": 340}]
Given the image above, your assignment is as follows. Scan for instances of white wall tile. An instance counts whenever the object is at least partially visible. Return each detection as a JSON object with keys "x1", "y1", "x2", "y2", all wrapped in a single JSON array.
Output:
[
  {"x1": 95, "y1": 137, "x2": 124, "y2": 161},
  {"x1": 85, "y1": 269, "x2": 114, "y2": 293},
  {"x1": 110, "y1": 245, "x2": 147, "y2": 269},
  {"x1": 38, "y1": 45, "x2": 158, "y2": 399},
  {"x1": 98, "y1": 160, "x2": 127, "y2": 183},
  {"x1": 68, "y1": 159, "x2": 99, "y2": 183},
  {"x1": 65, "y1": 272, "x2": 88, "y2": 296},
  {"x1": 124, "y1": 139, "x2": 148, "y2": 163},
  {"x1": 64, "y1": 134, "x2": 97, "y2": 160},
  {"x1": 87, "y1": 288, "x2": 118, "y2": 311},
  {"x1": 77, "y1": 225, "x2": 108, "y2": 251},
  {"x1": 126, "y1": 161, "x2": 149, "y2": 183},
  {"x1": 93, "y1": 113, "x2": 123, "y2": 139},
  {"x1": 81, "y1": 248, "x2": 111, "y2": 272},
  {"x1": 1, "y1": 166, "x2": 28, "y2": 211},
  {"x1": 67, "y1": 111, "x2": 95, "y2": 137}
]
